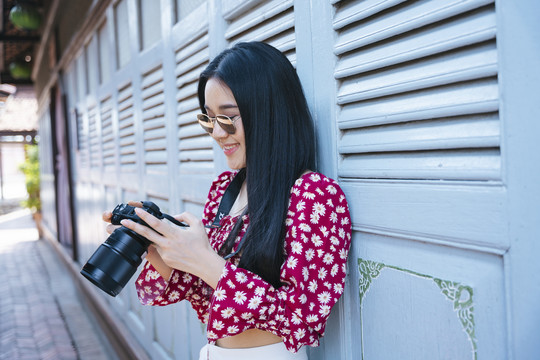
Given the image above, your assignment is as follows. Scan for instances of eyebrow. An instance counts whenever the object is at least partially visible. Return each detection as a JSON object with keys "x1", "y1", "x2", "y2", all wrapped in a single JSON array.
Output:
[{"x1": 204, "y1": 104, "x2": 238, "y2": 112}]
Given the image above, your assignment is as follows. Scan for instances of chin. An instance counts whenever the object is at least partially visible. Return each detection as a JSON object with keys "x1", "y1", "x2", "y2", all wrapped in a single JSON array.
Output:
[{"x1": 228, "y1": 161, "x2": 246, "y2": 170}]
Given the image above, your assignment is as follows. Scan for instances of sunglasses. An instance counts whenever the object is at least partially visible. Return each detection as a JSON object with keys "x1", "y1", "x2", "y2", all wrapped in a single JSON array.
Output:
[{"x1": 197, "y1": 114, "x2": 240, "y2": 134}]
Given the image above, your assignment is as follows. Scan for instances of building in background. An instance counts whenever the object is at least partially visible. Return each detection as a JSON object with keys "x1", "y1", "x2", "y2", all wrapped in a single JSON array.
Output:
[
  {"x1": 25, "y1": 0, "x2": 540, "y2": 359},
  {"x1": 0, "y1": 85, "x2": 37, "y2": 201}
]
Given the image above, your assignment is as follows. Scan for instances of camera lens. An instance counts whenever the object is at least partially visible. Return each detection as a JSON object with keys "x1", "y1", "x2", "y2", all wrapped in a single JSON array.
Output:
[{"x1": 80, "y1": 227, "x2": 150, "y2": 297}]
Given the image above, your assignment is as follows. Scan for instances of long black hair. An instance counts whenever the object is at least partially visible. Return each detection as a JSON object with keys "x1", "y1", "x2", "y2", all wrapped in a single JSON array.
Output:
[{"x1": 197, "y1": 42, "x2": 316, "y2": 288}]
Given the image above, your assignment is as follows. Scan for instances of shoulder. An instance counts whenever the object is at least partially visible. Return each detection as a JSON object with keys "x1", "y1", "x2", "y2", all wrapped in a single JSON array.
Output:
[
  {"x1": 290, "y1": 171, "x2": 346, "y2": 201},
  {"x1": 287, "y1": 171, "x2": 350, "y2": 224}
]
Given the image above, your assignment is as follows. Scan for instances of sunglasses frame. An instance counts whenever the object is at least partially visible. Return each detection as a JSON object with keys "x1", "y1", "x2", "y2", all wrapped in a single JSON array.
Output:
[{"x1": 197, "y1": 113, "x2": 240, "y2": 134}]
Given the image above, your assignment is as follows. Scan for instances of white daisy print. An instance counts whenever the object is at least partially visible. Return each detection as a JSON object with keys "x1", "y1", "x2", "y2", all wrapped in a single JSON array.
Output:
[
  {"x1": 330, "y1": 236, "x2": 340, "y2": 245},
  {"x1": 326, "y1": 185, "x2": 337, "y2": 195},
  {"x1": 226, "y1": 279, "x2": 236, "y2": 289},
  {"x1": 291, "y1": 241, "x2": 302, "y2": 254},
  {"x1": 287, "y1": 257, "x2": 298, "y2": 269},
  {"x1": 334, "y1": 283, "x2": 344, "y2": 294},
  {"x1": 299, "y1": 223, "x2": 311, "y2": 232},
  {"x1": 302, "y1": 267, "x2": 309, "y2": 281},
  {"x1": 247, "y1": 295, "x2": 262, "y2": 310},
  {"x1": 241, "y1": 312, "x2": 253, "y2": 320},
  {"x1": 319, "y1": 305, "x2": 331, "y2": 317},
  {"x1": 235, "y1": 272, "x2": 248, "y2": 283},
  {"x1": 294, "y1": 328, "x2": 306, "y2": 340},
  {"x1": 320, "y1": 226, "x2": 329, "y2": 237},
  {"x1": 221, "y1": 307, "x2": 236, "y2": 319},
  {"x1": 308, "y1": 280, "x2": 318, "y2": 293},
  {"x1": 310, "y1": 212, "x2": 320, "y2": 224},
  {"x1": 305, "y1": 248, "x2": 315, "y2": 261},
  {"x1": 214, "y1": 288, "x2": 226, "y2": 301},
  {"x1": 313, "y1": 202, "x2": 326, "y2": 216},
  {"x1": 255, "y1": 286, "x2": 266, "y2": 296},
  {"x1": 299, "y1": 294, "x2": 307, "y2": 304},
  {"x1": 303, "y1": 192, "x2": 315, "y2": 200},
  {"x1": 168, "y1": 291, "x2": 180, "y2": 302},
  {"x1": 318, "y1": 268, "x2": 327, "y2": 280},
  {"x1": 330, "y1": 212, "x2": 338, "y2": 223},
  {"x1": 182, "y1": 273, "x2": 192, "y2": 282},
  {"x1": 306, "y1": 314, "x2": 319, "y2": 323},
  {"x1": 227, "y1": 325, "x2": 239, "y2": 334},
  {"x1": 331, "y1": 264, "x2": 339, "y2": 277},
  {"x1": 336, "y1": 206, "x2": 346, "y2": 214},
  {"x1": 296, "y1": 200, "x2": 306, "y2": 212},
  {"x1": 310, "y1": 173, "x2": 321, "y2": 182},
  {"x1": 323, "y1": 253, "x2": 334, "y2": 265},
  {"x1": 212, "y1": 320, "x2": 224, "y2": 331},
  {"x1": 234, "y1": 291, "x2": 247, "y2": 305},
  {"x1": 317, "y1": 291, "x2": 331, "y2": 304},
  {"x1": 291, "y1": 313, "x2": 302, "y2": 325},
  {"x1": 311, "y1": 234, "x2": 323, "y2": 247}
]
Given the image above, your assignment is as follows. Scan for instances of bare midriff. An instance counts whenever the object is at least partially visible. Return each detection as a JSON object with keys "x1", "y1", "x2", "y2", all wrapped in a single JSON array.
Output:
[{"x1": 216, "y1": 329, "x2": 282, "y2": 349}]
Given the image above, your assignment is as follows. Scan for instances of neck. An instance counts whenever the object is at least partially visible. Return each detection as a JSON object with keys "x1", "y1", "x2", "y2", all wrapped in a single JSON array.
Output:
[{"x1": 229, "y1": 180, "x2": 248, "y2": 217}]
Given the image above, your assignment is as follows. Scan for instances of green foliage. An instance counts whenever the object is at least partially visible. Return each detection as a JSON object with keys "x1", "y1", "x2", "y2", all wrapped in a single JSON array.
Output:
[{"x1": 19, "y1": 144, "x2": 41, "y2": 213}]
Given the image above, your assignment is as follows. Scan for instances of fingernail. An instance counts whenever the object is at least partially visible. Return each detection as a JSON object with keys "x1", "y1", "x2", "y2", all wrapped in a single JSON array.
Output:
[{"x1": 120, "y1": 219, "x2": 129, "y2": 226}]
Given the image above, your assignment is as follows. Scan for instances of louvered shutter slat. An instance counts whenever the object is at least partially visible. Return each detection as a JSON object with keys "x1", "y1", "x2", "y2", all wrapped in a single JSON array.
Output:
[
  {"x1": 117, "y1": 82, "x2": 136, "y2": 170},
  {"x1": 101, "y1": 95, "x2": 115, "y2": 171},
  {"x1": 175, "y1": 29, "x2": 212, "y2": 173},
  {"x1": 334, "y1": 0, "x2": 499, "y2": 182}
]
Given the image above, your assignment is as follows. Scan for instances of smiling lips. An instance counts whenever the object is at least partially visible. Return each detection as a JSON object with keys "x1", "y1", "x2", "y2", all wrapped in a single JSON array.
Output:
[{"x1": 222, "y1": 143, "x2": 239, "y2": 155}]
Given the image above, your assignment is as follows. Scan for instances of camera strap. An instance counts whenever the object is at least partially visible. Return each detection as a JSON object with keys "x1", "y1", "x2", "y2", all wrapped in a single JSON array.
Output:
[
  {"x1": 210, "y1": 168, "x2": 246, "y2": 228},
  {"x1": 208, "y1": 168, "x2": 249, "y2": 260}
]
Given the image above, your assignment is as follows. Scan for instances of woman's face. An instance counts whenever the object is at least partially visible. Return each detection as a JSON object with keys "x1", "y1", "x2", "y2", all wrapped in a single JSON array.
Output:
[{"x1": 204, "y1": 78, "x2": 246, "y2": 170}]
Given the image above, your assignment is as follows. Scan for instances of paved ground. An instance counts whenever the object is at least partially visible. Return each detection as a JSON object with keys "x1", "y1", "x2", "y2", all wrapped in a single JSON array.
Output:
[{"x1": 0, "y1": 202, "x2": 118, "y2": 360}]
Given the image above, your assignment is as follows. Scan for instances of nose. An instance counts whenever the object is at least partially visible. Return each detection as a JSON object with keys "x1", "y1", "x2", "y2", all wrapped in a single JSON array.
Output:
[{"x1": 210, "y1": 121, "x2": 228, "y2": 139}]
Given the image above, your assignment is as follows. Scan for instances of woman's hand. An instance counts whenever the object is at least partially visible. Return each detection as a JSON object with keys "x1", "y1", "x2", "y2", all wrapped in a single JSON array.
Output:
[
  {"x1": 120, "y1": 208, "x2": 226, "y2": 288},
  {"x1": 102, "y1": 201, "x2": 171, "y2": 279},
  {"x1": 102, "y1": 200, "x2": 142, "y2": 234}
]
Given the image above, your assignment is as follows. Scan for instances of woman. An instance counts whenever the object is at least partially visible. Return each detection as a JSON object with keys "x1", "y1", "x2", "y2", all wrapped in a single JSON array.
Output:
[{"x1": 104, "y1": 41, "x2": 352, "y2": 359}]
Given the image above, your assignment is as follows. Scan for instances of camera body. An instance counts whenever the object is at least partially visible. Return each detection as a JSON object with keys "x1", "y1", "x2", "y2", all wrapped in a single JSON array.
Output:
[{"x1": 80, "y1": 201, "x2": 185, "y2": 297}]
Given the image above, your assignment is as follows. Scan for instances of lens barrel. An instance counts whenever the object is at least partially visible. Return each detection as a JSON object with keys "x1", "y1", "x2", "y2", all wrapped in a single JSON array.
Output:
[{"x1": 80, "y1": 227, "x2": 149, "y2": 297}]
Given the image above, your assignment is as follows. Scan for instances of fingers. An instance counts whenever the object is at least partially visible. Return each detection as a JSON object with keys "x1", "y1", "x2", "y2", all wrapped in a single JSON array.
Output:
[
  {"x1": 174, "y1": 212, "x2": 201, "y2": 228},
  {"x1": 106, "y1": 223, "x2": 120, "y2": 235},
  {"x1": 120, "y1": 216, "x2": 163, "y2": 245},
  {"x1": 103, "y1": 201, "x2": 140, "y2": 222},
  {"x1": 102, "y1": 211, "x2": 112, "y2": 222},
  {"x1": 120, "y1": 208, "x2": 170, "y2": 245}
]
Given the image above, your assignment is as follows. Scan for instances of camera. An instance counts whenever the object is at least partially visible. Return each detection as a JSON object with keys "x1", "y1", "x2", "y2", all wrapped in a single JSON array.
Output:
[{"x1": 80, "y1": 201, "x2": 186, "y2": 297}]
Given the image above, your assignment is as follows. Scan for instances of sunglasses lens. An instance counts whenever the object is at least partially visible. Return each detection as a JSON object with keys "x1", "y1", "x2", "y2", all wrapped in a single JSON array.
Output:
[
  {"x1": 216, "y1": 115, "x2": 236, "y2": 134},
  {"x1": 197, "y1": 114, "x2": 213, "y2": 134}
]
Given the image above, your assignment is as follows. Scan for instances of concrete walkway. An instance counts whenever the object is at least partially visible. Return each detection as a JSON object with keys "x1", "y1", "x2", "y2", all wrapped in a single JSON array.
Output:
[{"x1": 0, "y1": 206, "x2": 117, "y2": 360}]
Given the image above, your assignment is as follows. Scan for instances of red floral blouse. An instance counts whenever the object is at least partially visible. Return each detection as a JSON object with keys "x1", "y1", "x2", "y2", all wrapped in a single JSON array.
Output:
[{"x1": 135, "y1": 171, "x2": 352, "y2": 353}]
